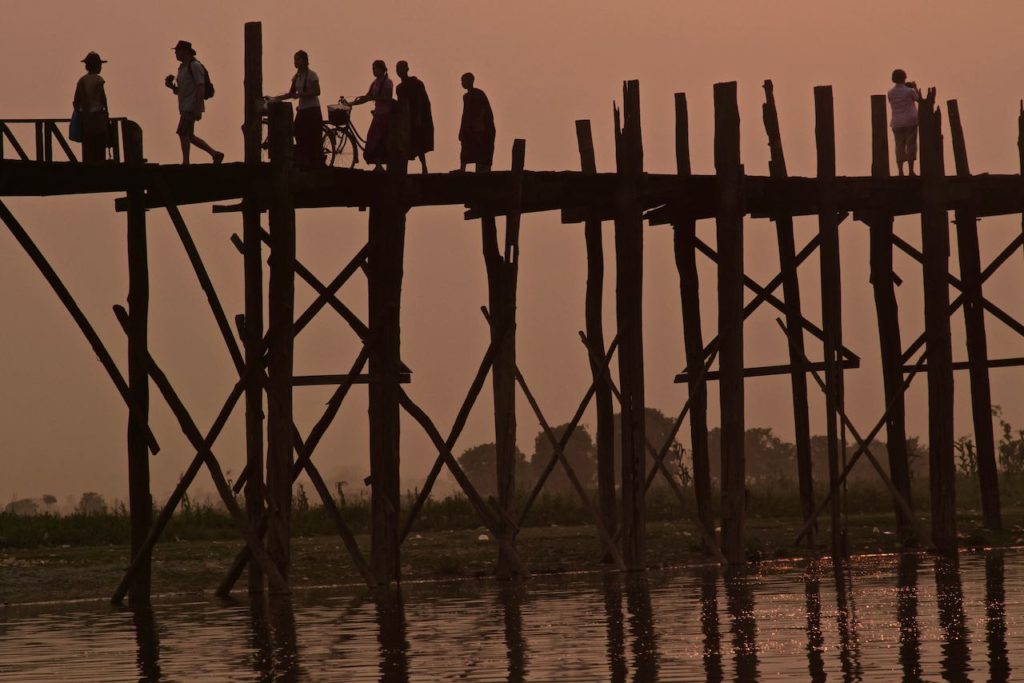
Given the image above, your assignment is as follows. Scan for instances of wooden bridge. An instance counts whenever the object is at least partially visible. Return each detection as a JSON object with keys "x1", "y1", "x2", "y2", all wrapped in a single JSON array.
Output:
[{"x1": 3, "y1": 21, "x2": 1023, "y2": 605}]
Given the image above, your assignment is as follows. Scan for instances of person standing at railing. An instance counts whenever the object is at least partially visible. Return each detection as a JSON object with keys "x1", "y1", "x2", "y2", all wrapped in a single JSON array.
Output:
[
  {"x1": 73, "y1": 52, "x2": 109, "y2": 163},
  {"x1": 272, "y1": 50, "x2": 323, "y2": 169},
  {"x1": 164, "y1": 40, "x2": 224, "y2": 165},
  {"x1": 888, "y1": 69, "x2": 921, "y2": 177},
  {"x1": 348, "y1": 60, "x2": 393, "y2": 171}
]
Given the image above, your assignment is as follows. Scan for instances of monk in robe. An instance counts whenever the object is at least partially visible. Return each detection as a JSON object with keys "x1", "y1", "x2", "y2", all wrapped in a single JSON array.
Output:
[
  {"x1": 396, "y1": 60, "x2": 434, "y2": 174},
  {"x1": 458, "y1": 72, "x2": 495, "y2": 172}
]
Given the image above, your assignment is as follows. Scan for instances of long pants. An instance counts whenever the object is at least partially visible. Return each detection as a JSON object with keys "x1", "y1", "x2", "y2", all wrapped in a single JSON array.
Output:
[{"x1": 893, "y1": 124, "x2": 917, "y2": 165}]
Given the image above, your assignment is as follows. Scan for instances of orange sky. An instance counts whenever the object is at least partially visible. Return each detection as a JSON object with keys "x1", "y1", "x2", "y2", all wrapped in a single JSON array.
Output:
[{"x1": 3, "y1": 2, "x2": 1024, "y2": 505}]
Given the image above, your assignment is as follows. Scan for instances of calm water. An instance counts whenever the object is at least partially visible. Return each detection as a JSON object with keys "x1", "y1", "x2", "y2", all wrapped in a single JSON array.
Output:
[{"x1": 0, "y1": 549, "x2": 1019, "y2": 681}]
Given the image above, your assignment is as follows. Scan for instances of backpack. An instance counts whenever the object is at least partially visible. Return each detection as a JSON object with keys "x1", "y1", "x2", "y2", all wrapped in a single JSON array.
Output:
[{"x1": 192, "y1": 60, "x2": 215, "y2": 100}]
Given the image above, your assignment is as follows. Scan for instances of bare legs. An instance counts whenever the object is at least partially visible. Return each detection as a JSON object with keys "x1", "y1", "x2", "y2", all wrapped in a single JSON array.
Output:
[{"x1": 178, "y1": 133, "x2": 224, "y2": 165}]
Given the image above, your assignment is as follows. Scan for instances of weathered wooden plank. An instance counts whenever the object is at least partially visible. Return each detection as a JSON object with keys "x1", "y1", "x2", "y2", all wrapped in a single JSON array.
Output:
[
  {"x1": 670, "y1": 93, "x2": 715, "y2": 554},
  {"x1": 865, "y1": 94, "x2": 916, "y2": 545},
  {"x1": 714, "y1": 81, "x2": 745, "y2": 566},
  {"x1": 815, "y1": 86, "x2": 845, "y2": 560},
  {"x1": 762, "y1": 80, "x2": 815, "y2": 546},
  {"x1": 614, "y1": 80, "x2": 646, "y2": 570},
  {"x1": 676, "y1": 358, "x2": 860, "y2": 382},
  {"x1": 266, "y1": 101, "x2": 296, "y2": 585},
  {"x1": 919, "y1": 90, "x2": 957, "y2": 556},
  {"x1": 947, "y1": 99, "x2": 1001, "y2": 531},
  {"x1": 576, "y1": 120, "x2": 617, "y2": 554}
]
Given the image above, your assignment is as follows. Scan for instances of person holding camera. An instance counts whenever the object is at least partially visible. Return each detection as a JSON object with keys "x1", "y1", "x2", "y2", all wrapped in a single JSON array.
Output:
[
  {"x1": 165, "y1": 40, "x2": 223, "y2": 165},
  {"x1": 888, "y1": 69, "x2": 921, "y2": 177}
]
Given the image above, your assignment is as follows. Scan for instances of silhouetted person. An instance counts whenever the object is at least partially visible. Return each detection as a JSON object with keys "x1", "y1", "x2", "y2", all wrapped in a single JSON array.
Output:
[
  {"x1": 395, "y1": 60, "x2": 434, "y2": 174},
  {"x1": 888, "y1": 69, "x2": 921, "y2": 176},
  {"x1": 459, "y1": 72, "x2": 495, "y2": 172},
  {"x1": 349, "y1": 60, "x2": 393, "y2": 171},
  {"x1": 73, "y1": 52, "x2": 109, "y2": 164},
  {"x1": 165, "y1": 40, "x2": 223, "y2": 165},
  {"x1": 273, "y1": 50, "x2": 323, "y2": 169}
]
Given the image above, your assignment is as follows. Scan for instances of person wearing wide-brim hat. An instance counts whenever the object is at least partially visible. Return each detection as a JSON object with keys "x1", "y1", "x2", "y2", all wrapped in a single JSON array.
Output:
[
  {"x1": 164, "y1": 40, "x2": 223, "y2": 165},
  {"x1": 73, "y1": 52, "x2": 109, "y2": 163}
]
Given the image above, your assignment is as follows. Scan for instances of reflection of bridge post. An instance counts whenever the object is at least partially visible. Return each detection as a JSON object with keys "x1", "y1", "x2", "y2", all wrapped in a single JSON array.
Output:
[
  {"x1": 803, "y1": 567, "x2": 826, "y2": 682},
  {"x1": 498, "y1": 584, "x2": 527, "y2": 681},
  {"x1": 832, "y1": 563, "x2": 862, "y2": 681},
  {"x1": 248, "y1": 594, "x2": 301, "y2": 680},
  {"x1": 602, "y1": 574, "x2": 627, "y2": 683},
  {"x1": 896, "y1": 554, "x2": 922, "y2": 682},
  {"x1": 724, "y1": 570, "x2": 758, "y2": 681},
  {"x1": 985, "y1": 551, "x2": 1010, "y2": 682},
  {"x1": 625, "y1": 575, "x2": 659, "y2": 680},
  {"x1": 699, "y1": 569, "x2": 724, "y2": 683},
  {"x1": 375, "y1": 591, "x2": 410, "y2": 683},
  {"x1": 131, "y1": 607, "x2": 161, "y2": 681},
  {"x1": 934, "y1": 557, "x2": 970, "y2": 681}
]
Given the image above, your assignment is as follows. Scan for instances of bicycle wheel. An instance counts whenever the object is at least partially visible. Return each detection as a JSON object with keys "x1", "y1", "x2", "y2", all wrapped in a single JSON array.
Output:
[
  {"x1": 333, "y1": 127, "x2": 358, "y2": 169},
  {"x1": 321, "y1": 126, "x2": 339, "y2": 167}
]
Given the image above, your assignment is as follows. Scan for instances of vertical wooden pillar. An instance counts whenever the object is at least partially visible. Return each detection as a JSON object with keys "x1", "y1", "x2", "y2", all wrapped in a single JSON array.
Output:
[
  {"x1": 814, "y1": 86, "x2": 845, "y2": 559},
  {"x1": 124, "y1": 121, "x2": 151, "y2": 605},
  {"x1": 671, "y1": 93, "x2": 715, "y2": 551},
  {"x1": 242, "y1": 20, "x2": 266, "y2": 593},
  {"x1": 613, "y1": 80, "x2": 646, "y2": 570},
  {"x1": 483, "y1": 139, "x2": 525, "y2": 579},
  {"x1": 714, "y1": 82, "x2": 745, "y2": 566},
  {"x1": 867, "y1": 95, "x2": 916, "y2": 544},
  {"x1": 918, "y1": 91, "x2": 957, "y2": 556},
  {"x1": 367, "y1": 104, "x2": 409, "y2": 586},
  {"x1": 947, "y1": 100, "x2": 1001, "y2": 531},
  {"x1": 575, "y1": 120, "x2": 617, "y2": 549},
  {"x1": 762, "y1": 80, "x2": 816, "y2": 545},
  {"x1": 266, "y1": 101, "x2": 296, "y2": 585}
]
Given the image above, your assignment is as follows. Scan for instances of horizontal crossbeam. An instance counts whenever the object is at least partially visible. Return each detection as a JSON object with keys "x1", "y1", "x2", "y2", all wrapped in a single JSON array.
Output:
[
  {"x1": 292, "y1": 373, "x2": 411, "y2": 386},
  {"x1": 675, "y1": 358, "x2": 860, "y2": 382}
]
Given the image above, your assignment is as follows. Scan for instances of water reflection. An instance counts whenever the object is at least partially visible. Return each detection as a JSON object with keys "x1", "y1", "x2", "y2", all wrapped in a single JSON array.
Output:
[
  {"x1": 724, "y1": 569, "x2": 759, "y2": 681},
  {"x1": 896, "y1": 553, "x2": 923, "y2": 682},
  {"x1": 832, "y1": 563, "x2": 862, "y2": 682},
  {"x1": 986, "y1": 551, "x2": 1011, "y2": 682},
  {"x1": 699, "y1": 568, "x2": 724, "y2": 683},
  {"x1": 375, "y1": 591, "x2": 410, "y2": 683},
  {"x1": 803, "y1": 567, "x2": 826, "y2": 682},
  {"x1": 497, "y1": 584, "x2": 527, "y2": 682},
  {"x1": 4, "y1": 549, "x2": 1022, "y2": 682},
  {"x1": 131, "y1": 606, "x2": 161, "y2": 681},
  {"x1": 934, "y1": 557, "x2": 970, "y2": 682}
]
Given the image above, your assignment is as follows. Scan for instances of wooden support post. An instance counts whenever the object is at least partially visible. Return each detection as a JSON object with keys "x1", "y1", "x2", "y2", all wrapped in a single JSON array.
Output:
[
  {"x1": 947, "y1": 100, "x2": 1001, "y2": 531},
  {"x1": 761, "y1": 80, "x2": 815, "y2": 546},
  {"x1": 867, "y1": 94, "x2": 916, "y2": 544},
  {"x1": 671, "y1": 93, "x2": 715, "y2": 552},
  {"x1": 266, "y1": 101, "x2": 295, "y2": 586},
  {"x1": 124, "y1": 121, "x2": 151, "y2": 605},
  {"x1": 243, "y1": 20, "x2": 266, "y2": 593},
  {"x1": 613, "y1": 80, "x2": 646, "y2": 570},
  {"x1": 814, "y1": 86, "x2": 845, "y2": 560},
  {"x1": 714, "y1": 81, "x2": 745, "y2": 566},
  {"x1": 575, "y1": 119, "x2": 617, "y2": 553},
  {"x1": 483, "y1": 139, "x2": 526, "y2": 579},
  {"x1": 367, "y1": 103, "x2": 409, "y2": 586},
  {"x1": 919, "y1": 90, "x2": 957, "y2": 556}
]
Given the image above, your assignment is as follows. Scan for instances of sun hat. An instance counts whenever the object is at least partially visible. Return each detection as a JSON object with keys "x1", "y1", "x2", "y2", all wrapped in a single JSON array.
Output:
[
  {"x1": 82, "y1": 52, "x2": 107, "y2": 64},
  {"x1": 172, "y1": 40, "x2": 196, "y2": 55}
]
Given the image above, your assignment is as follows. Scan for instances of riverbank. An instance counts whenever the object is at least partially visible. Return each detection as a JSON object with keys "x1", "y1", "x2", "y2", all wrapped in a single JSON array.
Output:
[{"x1": 4, "y1": 511, "x2": 1022, "y2": 606}]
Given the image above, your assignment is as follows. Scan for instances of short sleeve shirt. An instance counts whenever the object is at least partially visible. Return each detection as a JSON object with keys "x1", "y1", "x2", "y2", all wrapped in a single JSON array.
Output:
[
  {"x1": 177, "y1": 59, "x2": 206, "y2": 115},
  {"x1": 888, "y1": 84, "x2": 919, "y2": 129},
  {"x1": 292, "y1": 69, "x2": 321, "y2": 111}
]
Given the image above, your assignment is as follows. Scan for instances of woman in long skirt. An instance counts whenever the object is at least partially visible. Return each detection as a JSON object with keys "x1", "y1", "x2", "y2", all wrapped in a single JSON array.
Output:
[
  {"x1": 350, "y1": 60, "x2": 393, "y2": 170},
  {"x1": 274, "y1": 50, "x2": 323, "y2": 169}
]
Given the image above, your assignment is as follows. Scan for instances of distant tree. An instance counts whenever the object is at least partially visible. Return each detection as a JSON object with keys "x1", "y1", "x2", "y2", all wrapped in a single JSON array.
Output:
[
  {"x1": 458, "y1": 442, "x2": 528, "y2": 499},
  {"x1": 41, "y1": 494, "x2": 58, "y2": 507},
  {"x1": 4, "y1": 498, "x2": 39, "y2": 516},
  {"x1": 76, "y1": 491, "x2": 108, "y2": 515},
  {"x1": 994, "y1": 406, "x2": 1024, "y2": 474},
  {"x1": 530, "y1": 424, "x2": 597, "y2": 495},
  {"x1": 613, "y1": 408, "x2": 689, "y2": 488},
  {"x1": 954, "y1": 436, "x2": 978, "y2": 478},
  {"x1": 709, "y1": 426, "x2": 796, "y2": 482}
]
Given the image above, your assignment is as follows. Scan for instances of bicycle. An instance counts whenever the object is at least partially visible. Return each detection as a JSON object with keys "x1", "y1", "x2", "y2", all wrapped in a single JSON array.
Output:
[
  {"x1": 322, "y1": 99, "x2": 364, "y2": 168},
  {"x1": 259, "y1": 97, "x2": 365, "y2": 168}
]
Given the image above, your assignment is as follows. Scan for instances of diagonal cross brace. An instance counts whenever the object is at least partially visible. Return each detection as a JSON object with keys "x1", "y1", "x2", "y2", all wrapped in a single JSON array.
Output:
[
  {"x1": 109, "y1": 306, "x2": 289, "y2": 602},
  {"x1": 0, "y1": 199, "x2": 160, "y2": 454},
  {"x1": 778, "y1": 316, "x2": 930, "y2": 549},
  {"x1": 578, "y1": 332, "x2": 726, "y2": 563}
]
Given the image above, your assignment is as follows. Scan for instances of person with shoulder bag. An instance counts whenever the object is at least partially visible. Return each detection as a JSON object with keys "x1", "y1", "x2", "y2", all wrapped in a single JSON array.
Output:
[{"x1": 165, "y1": 40, "x2": 224, "y2": 165}]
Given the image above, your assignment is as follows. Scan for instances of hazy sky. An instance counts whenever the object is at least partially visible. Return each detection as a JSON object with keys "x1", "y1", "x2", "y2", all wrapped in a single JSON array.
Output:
[{"x1": 3, "y1": 2, "x2": 1024, "y2": 506}]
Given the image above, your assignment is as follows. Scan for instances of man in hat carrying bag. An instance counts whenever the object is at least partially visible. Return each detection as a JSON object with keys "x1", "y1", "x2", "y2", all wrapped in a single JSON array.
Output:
[
  {"x1": 165, "y1": 40, "x2": 224, "y2": 165},
  {"x1": 73, "y1": 51, "x2": 109, "y2": 163}
]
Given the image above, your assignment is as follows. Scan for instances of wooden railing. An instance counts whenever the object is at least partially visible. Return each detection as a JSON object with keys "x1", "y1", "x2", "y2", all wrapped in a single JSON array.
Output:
[{"x1": 0, "y1": 117, "x2": 130, "y2": 163}]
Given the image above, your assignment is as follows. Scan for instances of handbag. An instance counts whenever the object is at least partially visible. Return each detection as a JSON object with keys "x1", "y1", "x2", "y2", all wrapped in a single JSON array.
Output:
[{"x1": 68, "y1": 111, "x2": 83, "y2": 143}]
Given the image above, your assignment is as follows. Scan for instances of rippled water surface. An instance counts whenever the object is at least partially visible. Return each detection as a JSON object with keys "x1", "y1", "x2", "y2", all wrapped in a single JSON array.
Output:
[{"x1": 1, "y1": 549, "x2": 1020, "y2": 681}]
